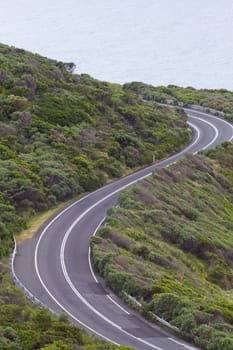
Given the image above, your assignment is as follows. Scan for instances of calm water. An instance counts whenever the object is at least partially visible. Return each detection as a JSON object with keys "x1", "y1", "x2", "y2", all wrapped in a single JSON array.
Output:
[{"x1": 1, "y1": 0, "x2": 233, "y2": 89}]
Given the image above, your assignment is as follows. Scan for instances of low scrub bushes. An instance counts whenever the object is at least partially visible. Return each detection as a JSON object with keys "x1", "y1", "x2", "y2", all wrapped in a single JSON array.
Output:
[
  {"x1": 92, "y1": 145, "x2": 233, "y2": 349},
  {"x1": 0, "y1": 42, "x2": 191, "y2": 259}
]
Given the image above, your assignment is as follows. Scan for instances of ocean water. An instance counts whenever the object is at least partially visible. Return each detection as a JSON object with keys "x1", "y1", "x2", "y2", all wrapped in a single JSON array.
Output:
[{"x1": 0, "y1": 0, "x2": 233, "y2": 89}]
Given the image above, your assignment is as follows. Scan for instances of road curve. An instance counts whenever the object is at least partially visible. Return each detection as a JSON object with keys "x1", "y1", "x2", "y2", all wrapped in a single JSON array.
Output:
[{"x1": 14, "y1": 109, "x2": 233, "y2": 350}]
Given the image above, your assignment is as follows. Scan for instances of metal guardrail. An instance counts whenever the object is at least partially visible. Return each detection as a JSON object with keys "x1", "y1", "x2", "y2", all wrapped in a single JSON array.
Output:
[
  {"x1": 9, "y1": 236, "x2": 189, "y2": 335},
  {"x1": 184, "y1": 104, "x2": 225, "y2": 117},
  {"x1": 9, "y1": 237, "x2": 56, "y2": 315},
  {"x1": 123, "y1": 292, "x2": 181, "y2": 334}
]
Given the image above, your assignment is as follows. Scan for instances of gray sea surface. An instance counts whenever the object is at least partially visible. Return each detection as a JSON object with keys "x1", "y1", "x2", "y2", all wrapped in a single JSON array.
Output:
[{"x1": 1, "y1": 0, "x2": 233, "y2": 89}]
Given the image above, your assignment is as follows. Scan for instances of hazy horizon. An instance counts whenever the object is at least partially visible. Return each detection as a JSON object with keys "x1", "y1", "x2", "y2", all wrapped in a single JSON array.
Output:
[{"x1": 1, "y1": 0, "x2": 233, "y2": 89}]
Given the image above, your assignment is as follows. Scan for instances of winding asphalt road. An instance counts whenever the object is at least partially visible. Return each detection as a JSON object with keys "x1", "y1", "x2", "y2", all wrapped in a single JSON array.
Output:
[{"x1": 14, "y1": 109, "x2": 233, "y2": 350}]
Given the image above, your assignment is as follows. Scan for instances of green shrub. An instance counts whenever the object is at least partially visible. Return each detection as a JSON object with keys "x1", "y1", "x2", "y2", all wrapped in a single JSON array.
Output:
[{"x1": 92, "y1": 146, "x2": 233, "y2": 348}]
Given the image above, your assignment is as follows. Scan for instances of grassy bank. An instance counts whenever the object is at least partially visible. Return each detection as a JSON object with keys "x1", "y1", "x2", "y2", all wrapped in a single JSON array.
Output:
[{"x1": 92, "y1": 142, "x2": 233, "y2": 350}]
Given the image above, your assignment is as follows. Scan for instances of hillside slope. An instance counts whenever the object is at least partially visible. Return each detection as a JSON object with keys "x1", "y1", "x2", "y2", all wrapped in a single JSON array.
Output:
[
  {"x1": 0, "y1": 43, "x2": 194, "y2": 350},
  {"x1": 0, "y1": 43, "x2": 190, "y2": 258},
  {"x1": 92, "y1": 142, "x2": 233, "y2": 350}
]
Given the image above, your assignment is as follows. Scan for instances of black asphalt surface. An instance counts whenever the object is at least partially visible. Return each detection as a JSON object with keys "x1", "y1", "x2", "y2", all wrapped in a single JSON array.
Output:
[{"x1": 14, "y1": 109, "x2": 233, "y2": 350}]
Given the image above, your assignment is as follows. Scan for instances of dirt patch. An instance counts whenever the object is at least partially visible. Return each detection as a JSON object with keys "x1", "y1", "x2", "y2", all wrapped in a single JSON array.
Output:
[{"x1": 16, "y1": 197, "x2": 78, "y2": 244}]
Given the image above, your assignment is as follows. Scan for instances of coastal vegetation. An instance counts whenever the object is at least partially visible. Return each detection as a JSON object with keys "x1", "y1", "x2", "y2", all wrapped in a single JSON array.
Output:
[
  {"x1": 0, "y1": 266, "x2": 118, "y2": 350},
  {"x1": 0, "y1": 43, "x2": 190, "y2": 259},
  {"x1": 92, "y1": 143, "x2": 233, "y2": 350},
  {"x1": 124, "y1": 82, "x2": 233, "y2": 122},
  {"x1": 1, "y1": 41, "x2": 233, "y2": 350},
  {"x1": 0, "y1": 42, "x2": 190, "y2": 349}
]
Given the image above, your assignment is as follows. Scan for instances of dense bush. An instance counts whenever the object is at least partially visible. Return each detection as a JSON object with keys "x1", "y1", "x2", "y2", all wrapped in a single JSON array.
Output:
[
  {"x1": 92, "y1": 144, "x2": 233, "y2": 349},
  {"x1": 0, "y1": 264, "x2": 119, "y2": 350},
  {"x1": 124, "y1": 82, "x2": 233, "y2": 122},
  {"x1": 0, "y1": 42, "x2": 194, "y2": 350},
  {"x1": 1, "y1": 41, "x2": 233, "y2": 349},
  {"x1": 0, "y1": 42, "x2": 191, "y2": 259}
]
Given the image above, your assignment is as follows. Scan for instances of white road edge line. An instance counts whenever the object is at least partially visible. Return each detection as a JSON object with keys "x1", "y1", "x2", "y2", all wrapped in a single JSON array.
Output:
[
  {"x1": 88, "y1": 217, "x2": 106, "y2": 283},
  {"x1": 60, "y1": 183, "x2": 164, "y2": 350},
  {"x1": 193, "y1": 116, "x2": 219, "y2": 151},
  {"x1": 168, "y1": 337, "x2": 199, "y2": 350},
  {"x1": 88, "y1": 247, "x2": 98, "y2": 283},
  {"x1": 34, "y1": 117, "x2": 204, "y2": 348},
  {"x1": 34, "y1": 216, "x2": 120, "y2": 345},
  {"x1": 106, "y1": 295, "x2": 130, "y2": 315},
  {"x1": 58, "y1": 120, "x2": 206, "y2": 349},
  {"x1": 59, "y1": 116, "x2": 217, "y2": 348},
  {"x1": 185, "y1": 108, "x2": 233, "y2": 142},
  {"x1": 86, "y1": 113, "x2": 233, "y2": 327},
  {"x1": 89, "y1": 217, "x2": 131, "y2": 315},
  {"x1": 33, "y1": 114, "x2": 229, "y2": 349}
]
